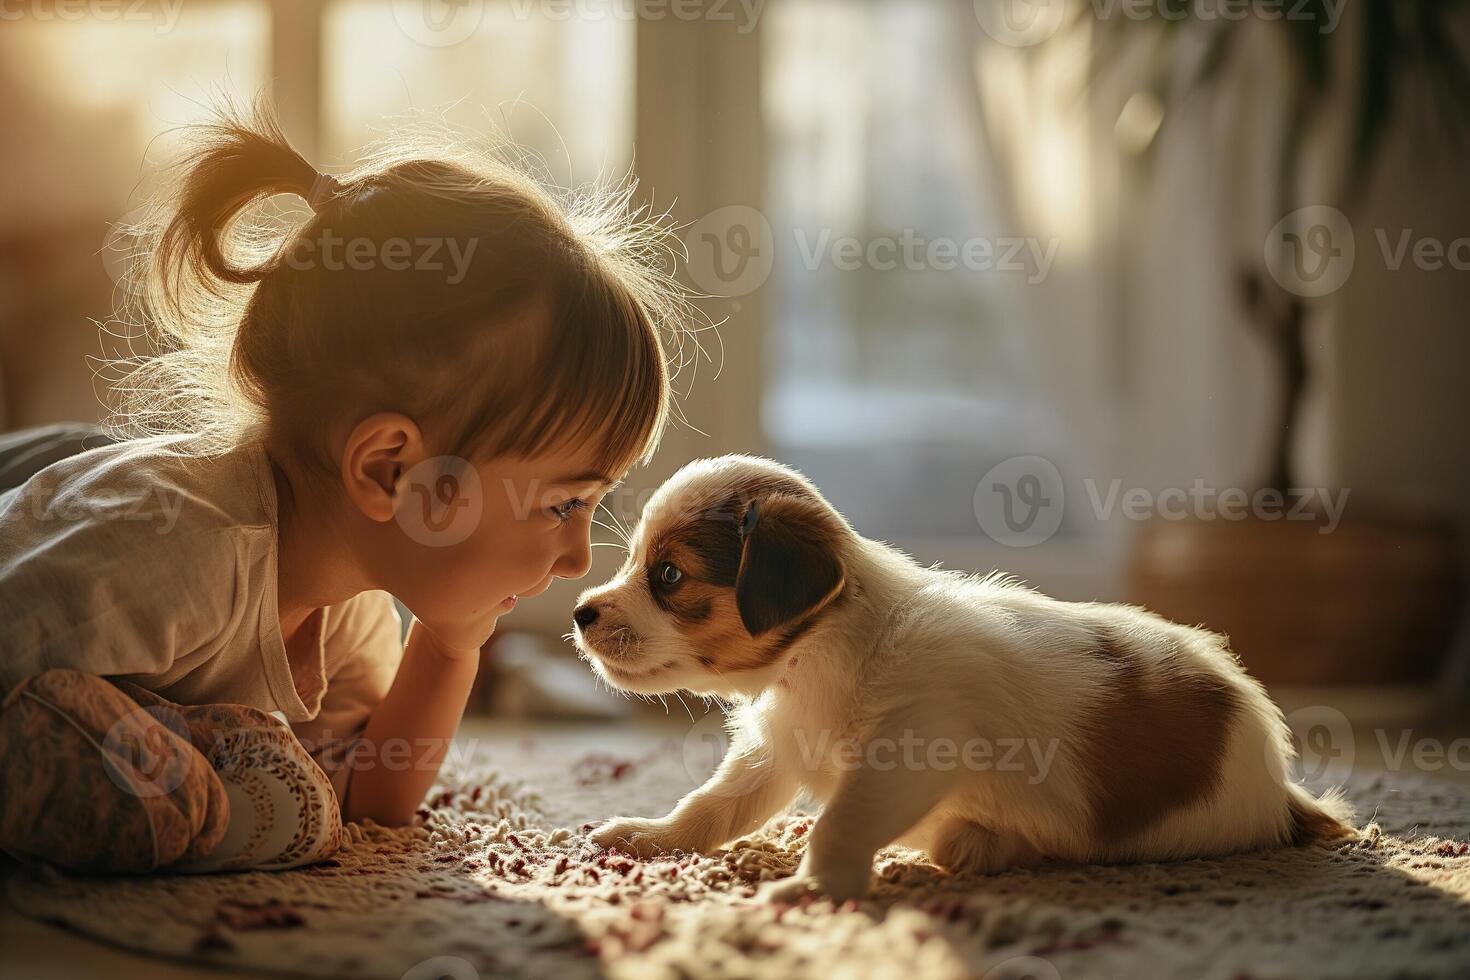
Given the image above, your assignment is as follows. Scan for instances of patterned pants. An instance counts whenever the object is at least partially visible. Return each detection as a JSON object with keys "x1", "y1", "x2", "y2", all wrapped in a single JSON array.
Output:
[
  {"x1": 0, "y1": 669, "x2": 343, "y2": 874},
  {"x1": 0, "y1": 424, "x2": 342, "y2": 873}
]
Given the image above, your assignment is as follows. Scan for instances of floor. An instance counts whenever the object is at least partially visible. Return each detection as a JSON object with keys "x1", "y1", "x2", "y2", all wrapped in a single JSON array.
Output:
[
  {"x1": 3, "y1": 694, "x2": 1468, "y2": 980},
  {"x1": 0, "y1": 717, "x2": 683, "y2": 980}
]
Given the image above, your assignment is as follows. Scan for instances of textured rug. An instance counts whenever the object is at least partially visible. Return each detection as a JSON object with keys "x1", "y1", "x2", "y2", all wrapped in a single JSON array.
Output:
[{"x1": 6, "y1": 724, "x2": 1470, "y2": 980}]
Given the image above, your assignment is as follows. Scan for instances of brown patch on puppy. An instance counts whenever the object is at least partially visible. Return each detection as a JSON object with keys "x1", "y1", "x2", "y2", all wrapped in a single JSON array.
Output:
[
  {"x1": 637, "y1": 473, "x2": 825, "y2": 588},
  {"x1": 636, "y1": 475, "x2": 847, "y2": 677},
  {"x1": 632, "y1": 476, "x2": 852, "y2": 678},
  {"x1": 642, "y1": 470, "x2": 822, "y2": 578},
  {"x1": 642, "y1": 539, "x2": 777, "y2": 673},
  {"x1": 696, "y1": 594, "x2": 777, "y2": 673},
  {"x1": 677, "y1": 518, "x2": 744, "y2": 587},
  {"x1": 1080, "y1": 632, "x2": 1242, "y2": 841},
  {"x1": 648, "y1": 556, "x2": 721, "y2": 626}
]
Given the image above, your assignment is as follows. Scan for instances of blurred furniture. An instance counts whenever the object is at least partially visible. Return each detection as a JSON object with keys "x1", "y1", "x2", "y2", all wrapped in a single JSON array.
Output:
[{"x1": 1129, "y1": 512, "x2": 1461, "y2": 685}]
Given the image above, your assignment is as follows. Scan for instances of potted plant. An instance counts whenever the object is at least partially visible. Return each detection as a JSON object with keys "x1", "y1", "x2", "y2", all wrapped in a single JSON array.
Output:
[{"x1": 1077, "y1": 0, "x2": 1468, "y2": 684}]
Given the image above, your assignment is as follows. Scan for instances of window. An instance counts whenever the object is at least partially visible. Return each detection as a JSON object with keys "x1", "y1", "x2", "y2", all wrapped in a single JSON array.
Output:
[
  {"x1": 324, "y1": 1, "x2": 634, "y2": 183},
  {"x1": 0, "y1": 4, "x2": 270, "y2": 425},
  {"x1": 0, "y1": 1, "x2": 637, "y2": 428},
  {"x1": 763, "y1": 0, "x2": 1079, "y2": 544}
]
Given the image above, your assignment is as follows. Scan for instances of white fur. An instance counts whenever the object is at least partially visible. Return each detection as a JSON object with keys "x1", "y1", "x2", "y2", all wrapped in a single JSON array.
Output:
[{"x1": 575, "y1": 456, "x2": 1355, "y2": 903}]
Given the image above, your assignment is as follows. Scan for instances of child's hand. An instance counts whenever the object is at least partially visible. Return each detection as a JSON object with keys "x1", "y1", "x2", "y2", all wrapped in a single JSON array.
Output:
[
  {"x1": 409, "y1": 614, "x2": 493, "y2": 661},
  {"x1": 343, "y1": 613, "x2": 483, "y2": 825}
]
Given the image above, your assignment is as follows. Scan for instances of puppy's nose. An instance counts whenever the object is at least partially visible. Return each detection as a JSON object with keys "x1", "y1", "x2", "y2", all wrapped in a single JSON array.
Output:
[{"x1": 572, "y1": 604, "x2": 600, "y2": 628}]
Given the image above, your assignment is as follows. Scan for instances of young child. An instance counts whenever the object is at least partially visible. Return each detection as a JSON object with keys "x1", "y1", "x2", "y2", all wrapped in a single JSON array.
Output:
[{"x1": 0, "y1": 99, "x2": 682, "y2": 873}]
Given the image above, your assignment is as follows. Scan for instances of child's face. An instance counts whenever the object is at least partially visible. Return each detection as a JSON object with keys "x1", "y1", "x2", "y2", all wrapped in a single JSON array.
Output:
[{"x1": 382, "y1": 444, "x2": 620, "y2": 649}]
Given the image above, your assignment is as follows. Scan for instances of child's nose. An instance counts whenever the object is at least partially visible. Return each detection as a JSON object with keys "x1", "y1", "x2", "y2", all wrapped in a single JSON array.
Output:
[{"x1": 553, "y1": 531, "x2": 594, "y2": 581}]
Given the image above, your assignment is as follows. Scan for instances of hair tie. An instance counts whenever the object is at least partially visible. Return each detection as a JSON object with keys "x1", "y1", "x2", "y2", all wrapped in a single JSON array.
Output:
[{"x1": 305, "y1": 171, "x2": 342, "y2": 211}]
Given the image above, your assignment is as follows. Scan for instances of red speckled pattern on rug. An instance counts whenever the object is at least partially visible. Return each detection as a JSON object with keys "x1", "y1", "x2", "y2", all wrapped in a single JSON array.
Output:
[{"x1": 6, "y1": 725, "x2": 1470, "y2": 979}]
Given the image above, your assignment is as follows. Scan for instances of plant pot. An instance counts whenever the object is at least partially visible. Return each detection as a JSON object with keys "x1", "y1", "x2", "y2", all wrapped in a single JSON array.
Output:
[{"x1": 1126, "y1": 510, "x2": 1462, "y2": 686}]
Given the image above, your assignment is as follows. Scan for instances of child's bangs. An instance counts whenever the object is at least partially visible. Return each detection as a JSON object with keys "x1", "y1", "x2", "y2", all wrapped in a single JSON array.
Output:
[{"x1": 460, "y1": 270, "x2": 670, "y2": 480}]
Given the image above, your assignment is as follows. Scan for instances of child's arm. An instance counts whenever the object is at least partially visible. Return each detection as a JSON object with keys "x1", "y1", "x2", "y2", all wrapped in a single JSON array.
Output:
[{"x1": 338, "y1": 619, "x2": 480, "y2": 826}]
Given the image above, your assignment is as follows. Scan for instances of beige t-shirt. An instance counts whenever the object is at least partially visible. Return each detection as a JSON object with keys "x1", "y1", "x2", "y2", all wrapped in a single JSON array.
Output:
[{"x1": 0, "y1": 434, "x2": 405, "y2": 806}]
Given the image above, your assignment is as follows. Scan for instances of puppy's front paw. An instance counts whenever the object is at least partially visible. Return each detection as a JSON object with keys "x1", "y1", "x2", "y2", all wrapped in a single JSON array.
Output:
[
  {"x1": 590, "y1": 817, "x2": 685, "y2": 858},
  {"x1": 758, "y1": 866, "x2": 870, "y2": 906}
]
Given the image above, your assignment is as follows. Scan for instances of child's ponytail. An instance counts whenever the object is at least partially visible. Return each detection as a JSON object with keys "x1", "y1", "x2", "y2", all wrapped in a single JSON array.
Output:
[
  {"x1": 106, "y1": 96, "x2": 331, "y2": 452},
  {"x1": 155, "y1": 101, "x2": 319, "y2": 289},
  {"x1": 108, "y1": 94, "x2": 687, "y2": 480}
]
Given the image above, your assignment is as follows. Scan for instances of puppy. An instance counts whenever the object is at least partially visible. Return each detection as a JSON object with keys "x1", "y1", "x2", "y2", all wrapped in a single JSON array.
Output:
[{"x1": 573, "y1": 455, "x2": 1357, "y2": 903}]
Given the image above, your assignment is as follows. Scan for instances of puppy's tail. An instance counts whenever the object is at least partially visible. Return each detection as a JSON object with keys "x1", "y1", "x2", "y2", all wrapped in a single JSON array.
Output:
[{"x1": 1285, "y1": 783, "x2": 1359, "y2": 847}]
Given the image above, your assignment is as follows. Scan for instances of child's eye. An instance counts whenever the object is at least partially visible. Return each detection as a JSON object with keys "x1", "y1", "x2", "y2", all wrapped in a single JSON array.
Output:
[{"x1": 549, "y1": 498, "x2": 588, "y2": 523}]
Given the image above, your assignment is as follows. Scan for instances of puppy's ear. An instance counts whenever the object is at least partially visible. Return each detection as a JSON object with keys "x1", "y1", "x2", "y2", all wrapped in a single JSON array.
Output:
[{"x1": 735, "y1": 493, "x2": 846, "y2": 637}]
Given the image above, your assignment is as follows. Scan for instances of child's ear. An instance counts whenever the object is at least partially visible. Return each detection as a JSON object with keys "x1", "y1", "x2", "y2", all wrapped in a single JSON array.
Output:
[
  {"x1": 341, "y1": 412, "x2": 425, "y2": 522},
  {"x1": 735, "y1": 494, "x2": 847, "y2": 637}
]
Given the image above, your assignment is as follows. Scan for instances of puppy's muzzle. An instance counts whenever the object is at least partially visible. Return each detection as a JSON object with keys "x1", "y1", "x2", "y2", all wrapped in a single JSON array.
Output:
[{"x1": 572, "y1": 602, "x2": 639, "y2": 661}]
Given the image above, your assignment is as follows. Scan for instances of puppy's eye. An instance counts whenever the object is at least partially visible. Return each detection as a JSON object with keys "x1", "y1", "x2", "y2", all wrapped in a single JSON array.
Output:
[{"x1": 655, "y1": 561, "x2": 683, "y2": 586}]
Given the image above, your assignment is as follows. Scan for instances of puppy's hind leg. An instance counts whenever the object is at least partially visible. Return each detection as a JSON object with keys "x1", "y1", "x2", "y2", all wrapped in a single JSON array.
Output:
[{"x1": 930, "y1": 816, "x2": 1044, "y2": 876}]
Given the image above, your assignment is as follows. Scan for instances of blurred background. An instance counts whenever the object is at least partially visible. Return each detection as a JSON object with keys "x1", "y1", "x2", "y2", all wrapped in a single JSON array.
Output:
[{"x1": 2, "y1": 0, "x2": 1468, "y2": 746}]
